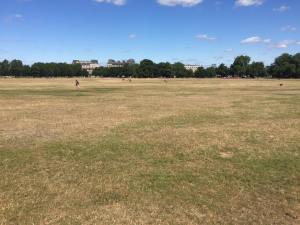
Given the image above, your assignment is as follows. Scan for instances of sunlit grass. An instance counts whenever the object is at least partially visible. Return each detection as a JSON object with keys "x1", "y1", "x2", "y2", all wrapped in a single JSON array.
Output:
[{"x1": 0, "y1": 78, "x2": 299, "y2": 224}]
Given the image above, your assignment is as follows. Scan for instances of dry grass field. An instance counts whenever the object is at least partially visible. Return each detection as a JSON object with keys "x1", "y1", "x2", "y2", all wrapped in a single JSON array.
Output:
[{"x1": 0, "y1": 78, "x2": 299, "y2": 225}]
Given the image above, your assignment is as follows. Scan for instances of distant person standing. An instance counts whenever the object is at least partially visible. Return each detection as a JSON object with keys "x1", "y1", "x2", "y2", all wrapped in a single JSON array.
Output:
[{"x1": 75, "y1": 79, "x2": 80, "y2": 88}]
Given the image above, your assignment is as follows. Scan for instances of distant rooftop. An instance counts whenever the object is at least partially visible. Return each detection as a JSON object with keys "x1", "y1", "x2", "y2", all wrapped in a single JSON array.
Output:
[{"x1": 73, "y1": 60, "x2": 99, "y2": 64}]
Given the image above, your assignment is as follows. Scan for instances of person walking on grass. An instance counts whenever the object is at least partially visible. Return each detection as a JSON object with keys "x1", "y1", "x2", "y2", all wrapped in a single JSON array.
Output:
[{"x1": 75, "y1": 79, "x2": 80, "y2": 88}]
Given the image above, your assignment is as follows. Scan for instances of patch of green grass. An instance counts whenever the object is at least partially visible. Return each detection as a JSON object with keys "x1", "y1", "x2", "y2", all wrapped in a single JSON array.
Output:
[{"x1": 0, "y1": 87, "x2": 121, "y2": 97}]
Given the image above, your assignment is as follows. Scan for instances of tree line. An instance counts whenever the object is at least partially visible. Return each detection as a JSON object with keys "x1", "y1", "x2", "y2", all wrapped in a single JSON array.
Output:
[
  {"x1": 0, "y1": 60, "x2": 88, "y2": 77},
  {"x1": 94, "y1": 60, "x2": 194, "y2": 78},
  {"x1": 93, "y1": 53, "x2": 300, "y2": 78},
  {"x1": 0, "y1": 53, "x2": 299, "y2": 78}
]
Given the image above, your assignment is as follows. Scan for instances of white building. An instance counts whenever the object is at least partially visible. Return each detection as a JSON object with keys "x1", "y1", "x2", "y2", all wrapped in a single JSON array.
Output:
[
  {"x1": 184, "y1": 65, "x2": 202, "y2": 72},
  {"x1": 72, "y1": 60, "x2": 100, "y2": 74},
  {"x1": 107, "y1": 63, "x2": 123, "y2": 68}
]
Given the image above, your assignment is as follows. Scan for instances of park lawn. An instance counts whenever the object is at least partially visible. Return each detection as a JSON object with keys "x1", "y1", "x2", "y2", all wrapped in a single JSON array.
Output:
[{"x1": 0, "y1": 78, "x2": 299, "y2": 225}]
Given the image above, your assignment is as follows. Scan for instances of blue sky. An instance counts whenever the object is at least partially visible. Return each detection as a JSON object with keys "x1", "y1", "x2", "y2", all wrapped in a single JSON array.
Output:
[{"x1": 1, "y1": 0, "x2": 300, "y2": 66}]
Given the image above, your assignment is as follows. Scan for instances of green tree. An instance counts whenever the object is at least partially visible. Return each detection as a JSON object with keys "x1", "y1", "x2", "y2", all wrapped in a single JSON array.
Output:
[
  {"x1": 216, "y1": 63, "x2": 229, "y2": 77},
  {"x1": 0, "y1": 60, "x2": 10, "y2": 76},
  {"x1": 205, "y1": 67, "x2": 217, "y2": 78},
  {"x1": 230, "y1": 55, "x2": 251, "y2": 77},
  {"x1": 128, "y1": 64, "x2": 139, "y2": 77},
  {"x1": 138, "y1": 59, "x2": 155, "y2": 78},
  {"x1": 292, "y1": 53, "x2": 300, "y2": 78},
  {"x1": 30, "y1": 63, "x2": 42, "y2": 77},
  {"x1": 9, "y1": 59, "x2": 24, "y2": 77},
  {"x1": 157, "y1": 62, "x2": 172, "y2": 78},
  {"x1": 93, "y1": 67, "x2": 109, "y2": 77},
  {"x1": 23, "y1": 65, "x2": 31, "y2": 76},
  {"x1": 275, "y1": 53, "x2": 293, "y2": 65},
  {"x1": 292, "y1": 53, "x2": 300, "y2": 66},
  {"x1": 171, "y1": 62, "x2": 189, "y2": 78},
  {"x1": 269, "y1": 53, "x2": 297, "y2": 78},
  {"x1": 194, "y1": 66, "x2": 206, "y2": 78},
  {"x1": 195, "y1": 67, "x2": 216, "y2": 78},
  {"x1": 247, "y1": 62, "x2": 266, "y2": 78}
]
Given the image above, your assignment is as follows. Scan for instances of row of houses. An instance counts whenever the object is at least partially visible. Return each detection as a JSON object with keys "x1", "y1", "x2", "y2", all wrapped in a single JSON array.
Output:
[
  {"x1": 72, "y1": 60, "x2": 214, "y2": 74},
  {"x1": 72, "y1": 59, "x2": 135, "y2": 74},
  {"x1": 72, "y1": 60, "x2": 100, "y2": 71},
  {"x1": 184, "y1": 64, "x2": 217, "y2": 72}
]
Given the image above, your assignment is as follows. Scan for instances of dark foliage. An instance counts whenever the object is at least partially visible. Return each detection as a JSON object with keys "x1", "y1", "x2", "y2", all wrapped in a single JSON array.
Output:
[{"x1": 1, "y1": 53, "x2": 299, "y2": 78}]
